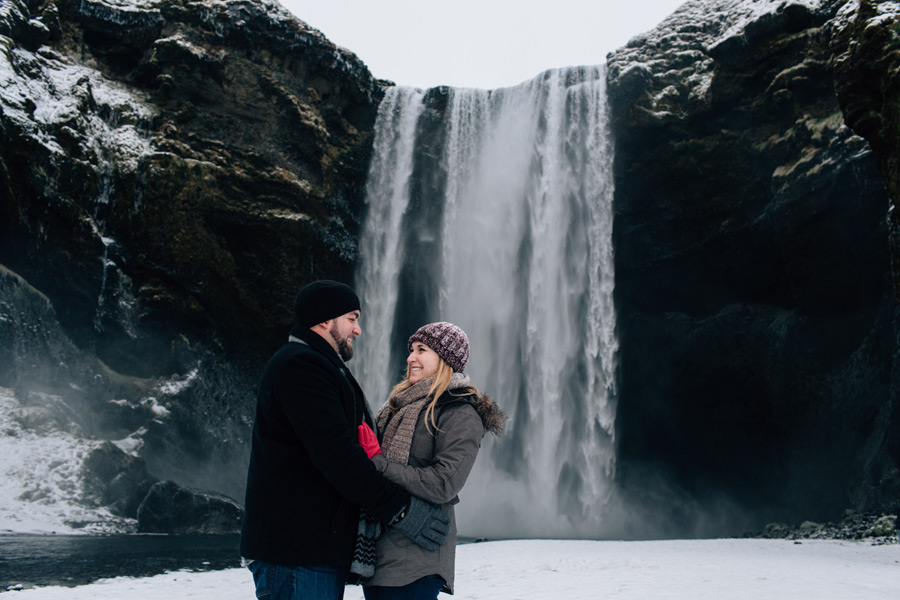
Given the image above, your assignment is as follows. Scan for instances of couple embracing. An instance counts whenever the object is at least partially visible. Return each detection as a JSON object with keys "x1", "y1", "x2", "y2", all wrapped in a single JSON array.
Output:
[{"x1": 240, "y1": 280, "x2": 505, "y2": 599}]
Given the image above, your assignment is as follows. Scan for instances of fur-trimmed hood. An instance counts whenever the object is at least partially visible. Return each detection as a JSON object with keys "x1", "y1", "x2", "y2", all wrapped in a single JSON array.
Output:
[
  {"x1": 473, "y1": 393, "x2": 506, "y2": 436},
  {"x1": 436, "y1": 388, "x2": 506, "y2": 436}
]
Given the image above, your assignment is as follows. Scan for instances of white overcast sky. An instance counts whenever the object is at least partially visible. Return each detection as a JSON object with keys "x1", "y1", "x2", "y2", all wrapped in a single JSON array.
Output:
[{"x1": 279, "y1": 0, "x2": 688, "y2": 89}]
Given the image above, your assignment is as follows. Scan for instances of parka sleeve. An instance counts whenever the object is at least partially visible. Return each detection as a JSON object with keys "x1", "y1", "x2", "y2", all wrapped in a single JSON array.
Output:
[
  {"x1": 277, "y1": 354, "x2": 408, "y2": 524},
  {"x1": 373, "y1": 404, "x2": 484, "y2": 505}
]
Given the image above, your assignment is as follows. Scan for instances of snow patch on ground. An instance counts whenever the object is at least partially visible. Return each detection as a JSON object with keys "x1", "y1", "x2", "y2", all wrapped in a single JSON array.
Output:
[{"x1": 9, "y1": 538, "x2": 900, "y2": 598}]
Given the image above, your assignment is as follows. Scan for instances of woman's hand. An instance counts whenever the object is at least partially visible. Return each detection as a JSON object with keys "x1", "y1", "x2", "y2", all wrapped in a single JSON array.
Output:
[{"x1": 357, "y1": 423, "x2": 382, "y2": 459}]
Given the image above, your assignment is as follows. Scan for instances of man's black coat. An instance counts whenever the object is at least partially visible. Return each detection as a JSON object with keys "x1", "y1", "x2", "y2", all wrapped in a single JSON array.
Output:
[{"x1": 240, "y1": 326, "x2": 409, "y2": 566}]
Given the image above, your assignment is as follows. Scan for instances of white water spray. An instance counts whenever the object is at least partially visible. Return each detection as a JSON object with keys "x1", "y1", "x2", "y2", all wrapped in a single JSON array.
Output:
[
  {"x1": 355, "y1": 87, "x2": 425, "y2": 403},
  {"x1": 356, "y1": 66, "x2": 617, "y2": 538}
]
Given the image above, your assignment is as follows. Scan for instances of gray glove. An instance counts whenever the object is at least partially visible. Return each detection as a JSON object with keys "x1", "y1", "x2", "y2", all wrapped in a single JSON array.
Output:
[{"x1": 389, "y1": 496, "x2": 451, "y2": 551}]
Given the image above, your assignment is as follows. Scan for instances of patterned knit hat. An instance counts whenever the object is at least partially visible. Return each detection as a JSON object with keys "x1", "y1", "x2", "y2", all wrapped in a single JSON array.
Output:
[{"x1": 407, "y1": 322, "x2": 470, "y2": 373}]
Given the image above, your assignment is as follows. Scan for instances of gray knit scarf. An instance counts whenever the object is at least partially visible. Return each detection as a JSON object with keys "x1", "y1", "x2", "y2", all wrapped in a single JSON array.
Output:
[{"x1": 377, "y1": 373, "x2": 471, "y2": 464}]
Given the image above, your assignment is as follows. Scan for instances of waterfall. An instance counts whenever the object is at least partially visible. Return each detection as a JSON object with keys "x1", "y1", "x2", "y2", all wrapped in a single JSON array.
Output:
[
  {"x1": 356, "y1": 87, "x2": 426, "y2": 403},
  {"x1": 355, "y1": 65, "x2": 617, "y2": 538}
]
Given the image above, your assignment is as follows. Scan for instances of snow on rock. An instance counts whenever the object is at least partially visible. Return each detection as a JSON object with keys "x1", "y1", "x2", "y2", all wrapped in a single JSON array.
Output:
[
  {"x1": 833, "y1": 0, "x2": 900, "y2": 37},
  {"x1": 156, "y1": 368, "x2": 199, "y2": 398},
  {"x1": 76, "y1": 0, "x2": 165, "y2": 27},
  {"x1": 0, "y1": 388, "x2": 137, "y2": 535},
  {"x1": 0, "y1": 40, "x2": 156, "y2": 166},
  {"x1": 606, "y1": 0, "x2": 835, "y2": 121}
]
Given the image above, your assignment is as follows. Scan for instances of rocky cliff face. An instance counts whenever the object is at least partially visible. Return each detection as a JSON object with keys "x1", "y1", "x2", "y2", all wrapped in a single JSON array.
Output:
[
  {"x1": 607, "y1": 0, "x2": 899, "y2": 532},
  {"x1": 0, "y1": 0, "x2": 382, "y2": 530},
  {"x1": 831, "y1": 1, "x2": 900, "y2": 301}
]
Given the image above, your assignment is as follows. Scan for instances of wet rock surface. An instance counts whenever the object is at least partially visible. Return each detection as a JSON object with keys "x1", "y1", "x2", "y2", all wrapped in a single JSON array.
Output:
[
  {"x1": 607, "y1": 0, "x2": 900, "y2": 532},
  {"x1": 831, "y1": 0, "x2": 900, "y2": 301},
  {"x1": 83, "y1": 442, "x2": 159, "y2": 519},
  {"x1": 757, "y1": 511, "x2": 899, "y2": 544},
  {"x1": 1, "y1": 0, "x2": 380, "y2": 373},
  {"x1": 136, "y1": 480, "x2": 243, "y2": 534}
]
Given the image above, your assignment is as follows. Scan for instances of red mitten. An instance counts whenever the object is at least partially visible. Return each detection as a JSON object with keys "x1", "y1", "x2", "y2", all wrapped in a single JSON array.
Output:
[{"x1": 357, "y1": 423, "x2": 382, "y2": 459}]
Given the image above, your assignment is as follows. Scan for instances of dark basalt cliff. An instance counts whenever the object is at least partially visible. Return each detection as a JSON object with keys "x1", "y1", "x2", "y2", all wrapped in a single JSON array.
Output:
[
  {"x1": 607, "y1": 0, "x2": 899, "y2": 532},
  {"x1": 831, "y1": 1, "x2": 900, "y2": 301},
  {"x1": 0, "y1": 0, "x2": 382, "y2": 526}
]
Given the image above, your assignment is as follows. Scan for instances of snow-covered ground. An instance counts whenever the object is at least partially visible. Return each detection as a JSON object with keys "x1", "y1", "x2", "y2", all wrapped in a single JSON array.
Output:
[{"x1": 10, "y1": 538, "x2": 900, "y2": 599}]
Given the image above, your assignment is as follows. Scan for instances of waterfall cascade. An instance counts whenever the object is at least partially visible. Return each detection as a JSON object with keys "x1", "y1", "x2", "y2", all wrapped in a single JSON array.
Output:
[{"x1": 355, "y1": 66, "x2": 618, "y2": 538}]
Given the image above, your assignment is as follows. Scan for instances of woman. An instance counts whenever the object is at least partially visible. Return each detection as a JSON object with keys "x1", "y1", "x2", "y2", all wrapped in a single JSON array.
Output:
[{"x1": 357, "y1": 322, "x2": 504, "y2": 599}]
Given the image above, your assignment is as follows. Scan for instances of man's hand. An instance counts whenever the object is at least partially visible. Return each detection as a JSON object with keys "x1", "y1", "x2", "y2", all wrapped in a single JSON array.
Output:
[
  {"x1": 357, "y1": 423, "x2": 382, "y2": 459},
  {"x1": 389, "y1": 496, "x2": 451, "y2": 551}
]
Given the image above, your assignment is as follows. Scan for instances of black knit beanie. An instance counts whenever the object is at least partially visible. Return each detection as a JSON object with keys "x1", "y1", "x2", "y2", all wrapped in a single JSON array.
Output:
[
  {"x1": 294, "y1": 280, "x2": 360, "y2": 327},
  {"x1": 407, "y1": 322, "x2": 470, "y2": 373}
]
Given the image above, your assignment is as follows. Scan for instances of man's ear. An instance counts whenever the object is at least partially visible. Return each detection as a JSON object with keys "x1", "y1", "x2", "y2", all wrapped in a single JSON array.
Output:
[{"x1": 312, "y1": 319, "x2": 332, "y2": 332}]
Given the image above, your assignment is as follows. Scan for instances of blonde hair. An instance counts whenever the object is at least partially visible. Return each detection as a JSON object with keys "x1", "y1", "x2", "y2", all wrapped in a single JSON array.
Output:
[{"x1": 389, "y1": 358, "x2": 477, "y2": 433}]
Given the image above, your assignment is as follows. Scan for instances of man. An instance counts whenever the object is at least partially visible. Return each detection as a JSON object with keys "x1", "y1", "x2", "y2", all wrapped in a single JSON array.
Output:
[{"x1": 240, "y1": 280, "x2": 450, "y2": 599}]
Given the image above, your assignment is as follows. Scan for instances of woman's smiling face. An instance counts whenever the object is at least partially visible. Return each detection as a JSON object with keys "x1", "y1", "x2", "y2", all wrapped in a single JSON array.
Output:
[{"x1": 407, "y1": 341, "x2": 442, "y2": 383}]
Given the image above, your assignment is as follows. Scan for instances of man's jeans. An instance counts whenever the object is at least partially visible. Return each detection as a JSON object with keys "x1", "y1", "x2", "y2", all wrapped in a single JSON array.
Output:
[{"x1": 248, "y1": 560, "x2": 349, "y2": 600}]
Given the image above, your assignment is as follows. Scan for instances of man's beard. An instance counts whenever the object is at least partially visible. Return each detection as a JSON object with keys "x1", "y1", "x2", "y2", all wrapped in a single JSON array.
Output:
[{"x1": 329, "y1": 322, "x2": 354, "y2": 361}]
